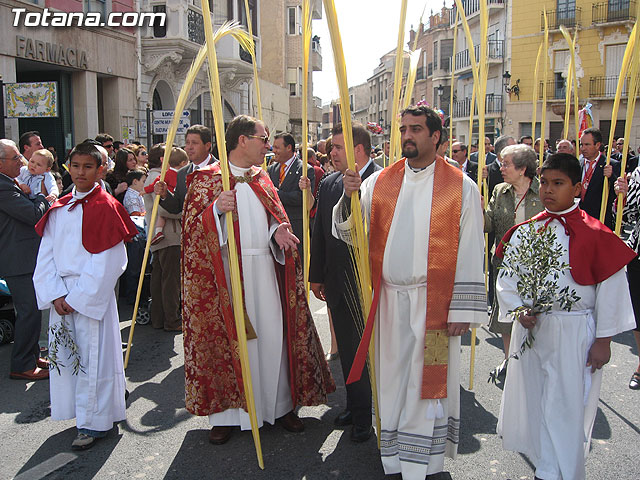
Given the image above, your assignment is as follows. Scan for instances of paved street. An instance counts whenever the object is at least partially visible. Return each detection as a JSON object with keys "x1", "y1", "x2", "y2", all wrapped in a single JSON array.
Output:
[{"x1": 1, "y1": 296, "x2": 638, "y2": 480}]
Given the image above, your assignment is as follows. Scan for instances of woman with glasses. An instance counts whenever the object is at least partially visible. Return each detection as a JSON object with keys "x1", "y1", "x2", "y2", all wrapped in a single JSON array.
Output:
[{"x1": 484, "y1": 144, "x2": 543, "y2": 381}]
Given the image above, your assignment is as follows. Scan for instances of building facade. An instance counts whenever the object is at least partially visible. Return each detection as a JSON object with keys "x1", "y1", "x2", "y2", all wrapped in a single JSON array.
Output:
[
  {"x1": 410, "y1": 5, "x2": 454, "y2": 115},
  {"x1": 450, "y1": 0, "x2": 508, "y2": 145},
  {"x1": 1, "y1": 0, "x2": 137, "y2": 157},
  {"x1": 506, "y1": 0, "x2": 639, "y2": 149}
]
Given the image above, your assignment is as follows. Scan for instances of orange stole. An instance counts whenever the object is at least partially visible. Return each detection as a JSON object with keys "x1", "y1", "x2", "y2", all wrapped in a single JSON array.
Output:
[{"x1": 369, "y1": 156, "x2": 462, "y2": 399}]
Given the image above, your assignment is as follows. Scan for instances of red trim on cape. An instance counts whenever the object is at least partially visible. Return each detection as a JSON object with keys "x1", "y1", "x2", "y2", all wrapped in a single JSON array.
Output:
[
  {"x1": 35, "y1": 185, "x2": 138, "y2": 254},
  {"x1": 496, "y1": 206, "x2": 637, "y2": 286}
]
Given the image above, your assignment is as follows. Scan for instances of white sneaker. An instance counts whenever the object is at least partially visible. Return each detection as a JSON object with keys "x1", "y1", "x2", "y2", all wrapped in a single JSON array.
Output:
[{"x1": 71, "y1": 433, "x2": 97, "y2": 450}]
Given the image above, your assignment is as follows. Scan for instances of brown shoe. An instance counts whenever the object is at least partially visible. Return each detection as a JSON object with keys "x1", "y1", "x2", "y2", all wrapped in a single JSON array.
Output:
[
  {"x1": 278, "y1": 411, "x2": 304, "y2": 433},
  {"x1": 36, "y1": 357, "x2": 50, "y2": 369},
  {"x1": 209, "y1": 426, "x2": 233, "y2": 445},
  {"x1": 9, "y1": 367, "x2": 49, "y2": 381}
]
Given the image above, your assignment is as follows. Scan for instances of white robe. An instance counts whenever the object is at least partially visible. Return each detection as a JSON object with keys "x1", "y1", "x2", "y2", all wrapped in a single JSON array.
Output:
[
  {"x1": 333, "y1": 161, "x2": 487, "y2": 479},
  {"x1": 496, "y1": 204, "x2": 635, "y2": 480},
  {"x1": 208, "y1": 163, "x2": 293, "y2": 430},
  {"x1": 33, "y1": 185, "x2": 128, "y2": 432}
]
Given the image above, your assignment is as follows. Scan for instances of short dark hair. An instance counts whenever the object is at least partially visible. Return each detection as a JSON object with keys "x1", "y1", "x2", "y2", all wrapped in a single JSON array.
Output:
[
  {"x1": 113, "y1": 141, "x2": 124, "y2": 150},
  {"x1": 148, "y1": 143, "x2": 165, "y2": 169},
  {"x1": 19, "y1": 131, "x2": 40, "y2": 153},
  {"x1": 186, "y1": 124, "x2": 213, "y2": 145},
  {"x1": 541, "y1": 153, "x2": 582, "y2": 185},
  {"x1": 519, "y1": 135, "x2": 533, "y2": 143},
  {"x1": 95, "y1": 133, "x2": 114, "y2": 145},
  {"x1": 331, "y1": 123, "x2": 372, "y2": 154},
  {"x1": 582, "y1": 127, "x2": 603, "y2": 145},
  {"x1": 274, "y1": 132, "x2": 296, "y2": 152},
  {"x1": 400, "y1": 105, "x2": 443, "y2": 147},
  {"x1": 126, "y1": 168, "x2": 147, "y2": 185},
  {"x1": 68, "y1": 142, "x2": 102, "y2": 167},
  {"x1": 225, "y1": 115, "x2": 260, "y2": 153}
]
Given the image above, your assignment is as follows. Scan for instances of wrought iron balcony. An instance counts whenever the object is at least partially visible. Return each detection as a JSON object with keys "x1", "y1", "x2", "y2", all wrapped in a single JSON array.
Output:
[
  {"x1": 589, "y1": 76, "x2": 630, "y2": 98},
  {"x1": 592, "y1": 1, "x2": 636, "y2": 23},
  {"x1": 450, "y1": 0, "x2": 505, "y2": 23},
  {"x1": 455, "y1": 40, "x2": 504, "y2": 71},
  {"x1": 452, "y1": 94, "x2": 503, "y2": 118},
  {"x1": 541, "y1": 7, "x2": 581, "y2": 30},
  {"x1": 188, "y1": 9, "x2": 205, "y2": 45},
  {"x1": 538, "y1": 79, "x2": 567, "y2": 100}
]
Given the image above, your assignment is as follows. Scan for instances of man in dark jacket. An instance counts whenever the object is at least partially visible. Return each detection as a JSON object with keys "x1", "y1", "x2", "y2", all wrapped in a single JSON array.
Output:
[
  {"x1": 303, "y1": 123, "x2": 380, "y2": 443},
  {"x1": 0, "y1": 139, "x2": 49, "y2": 380}
]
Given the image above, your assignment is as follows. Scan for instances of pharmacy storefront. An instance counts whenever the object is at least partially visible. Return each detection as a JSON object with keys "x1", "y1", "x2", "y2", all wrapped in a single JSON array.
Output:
[{"x1": 0, "y1": 2, "x2": 137, "y2": 158}]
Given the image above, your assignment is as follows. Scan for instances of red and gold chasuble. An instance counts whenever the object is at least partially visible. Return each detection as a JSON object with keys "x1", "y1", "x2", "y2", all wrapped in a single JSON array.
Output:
[
  {"x1": 347, "y1": 156, "x2": 462, "y2": 399},
  {"x1": 181, "y1": 164, "x2": 334, "y2": 416}
]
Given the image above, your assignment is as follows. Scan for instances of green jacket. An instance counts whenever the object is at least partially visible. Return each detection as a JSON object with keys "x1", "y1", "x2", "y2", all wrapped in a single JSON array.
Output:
[{"x1": 484, "y1": 177, "x2": 542, "y2": 259}]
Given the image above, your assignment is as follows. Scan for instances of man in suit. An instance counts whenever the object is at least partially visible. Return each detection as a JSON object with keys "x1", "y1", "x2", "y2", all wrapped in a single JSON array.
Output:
[
  {"x1": 302, "y1": 122, "x2": 380, "y2": 443},
  {"x1": 268, "y1": 132, "x2": 314, "y2": 258},
  {"x1": 155, "y1": 124, "x2": 217, "y2": 214},
  {"x1": 451, "y1": 142, "x2": 477, "y2": 182},
  {"x1": 579, "y1": 128, "x2": 620, "y2": 229},
  {"x1": 470, "y1": 136, "x2": 497, "y2": 165},
  {"x1": 0, "y1": 139, "x2": 50, "y2": 380},
  {"x1": 612, "y1": 137, "x2": 638, "y2": 172},
  {"x1": 18, "y1": 131, "x2": 44, "y2": 161}
]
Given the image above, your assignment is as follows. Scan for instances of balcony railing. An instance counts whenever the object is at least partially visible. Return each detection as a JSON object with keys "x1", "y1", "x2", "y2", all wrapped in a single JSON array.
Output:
[
  {"x1": 450, "y1": 0, "x2": 505, "y2": 23},
  {"x1": 455, "y1": 40, "x2": 504, "y2": 70},
  {"x1": 589, "y1": 76, "x2": 630, "y2": 97},
  {"x1": 188, "y1": 9, "x2": 205, "y2": 45},
  {"x1": 452, "y1": 94, "x2": 503, "y2": 118},
  {"x1": 541, "y1": 7, "x2": 581, "y2": 30},
  {"x1": 538, "y1": 79, "x2": 567, "y2": 100},
  {"x1": 592, "y1": 1, "x2": 636, "y2": 23}
]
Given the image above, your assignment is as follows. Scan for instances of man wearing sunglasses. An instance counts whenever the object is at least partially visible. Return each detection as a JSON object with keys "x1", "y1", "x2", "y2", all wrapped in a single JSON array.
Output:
[
  {"x1": 267, "y1": 132, "x2": 315, "y2": 260},
  {"x1": 451, "y1": 141, "x2": 477, "y2": 182},
  {"x1": 180, "y1": 115, "x2": 334, "y2": 446}
]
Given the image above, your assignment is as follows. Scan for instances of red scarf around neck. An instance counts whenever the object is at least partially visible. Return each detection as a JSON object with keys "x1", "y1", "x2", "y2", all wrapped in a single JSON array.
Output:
[
  {"x1": 35, "y1": 185, "x2": 138, "y2": 254},
  {"x1": 496, "y1": 206, "x2": 636, "y2": 286}
]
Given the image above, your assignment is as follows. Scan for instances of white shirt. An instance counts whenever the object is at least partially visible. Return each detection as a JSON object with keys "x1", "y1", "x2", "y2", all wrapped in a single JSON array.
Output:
[
  {"x1": 358, "y1": 158, "x2": 373, "y2": 177},
  {"x1": 194, "y1": 154, "x2": 213, "y2": 171}
]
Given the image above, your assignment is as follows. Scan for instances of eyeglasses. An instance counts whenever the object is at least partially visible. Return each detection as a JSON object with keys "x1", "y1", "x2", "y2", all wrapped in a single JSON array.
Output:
[
  {"x1": 0, "y1": 154, "x2": 22, "y2": 162},
  {"x1": 452, "y1": 149, "x2": 461, "y2": 153},
  {"x1": 247, "y1": 135, "x2": 270, "y2": 144},
  {"x1": 103, "y1": 143, "x2": 114, "y2": 149},
  {"x1": 140, "y1": 151, "x2": 148, "y2": 155}
]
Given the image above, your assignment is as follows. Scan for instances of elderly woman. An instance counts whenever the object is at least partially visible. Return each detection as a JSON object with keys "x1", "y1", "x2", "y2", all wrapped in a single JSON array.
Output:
[{"x1": 484, "y1": 144, "x2": 543, "y2": 379}]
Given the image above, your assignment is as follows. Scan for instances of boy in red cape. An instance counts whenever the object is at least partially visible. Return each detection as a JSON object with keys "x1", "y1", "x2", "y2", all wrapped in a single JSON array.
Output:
[
  {"x1": 33, "y1": 142, "x2": 137, "y2": 450},
  {"x1": 179, "y1": 115, "x2": 334, "y2": 445},
  {"x1": 496, "y1": 153, "x2": 636, "y2": 480}
]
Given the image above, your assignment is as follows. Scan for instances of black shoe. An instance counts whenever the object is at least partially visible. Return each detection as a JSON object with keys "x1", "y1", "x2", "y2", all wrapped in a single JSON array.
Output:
[
  {"x1": 629, "y1": 371, "x2": 640, "y2": 390},
  {"x1": 333, "y1": 410, "x2": 353, "y2": 426},
  {"x1": 426, "y1": 472, "x2": 452, "y2": 480},
  {"x1": 350, "y1": 424, "x2": 372, "y2": 443}
]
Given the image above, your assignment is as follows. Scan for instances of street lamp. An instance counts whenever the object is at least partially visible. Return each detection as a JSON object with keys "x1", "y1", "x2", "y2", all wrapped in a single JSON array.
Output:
[
  {"x1": 437, "y1": 84, "x2": 444, "y2": 108},
  {"x1": 503, "y1": 71, "x2": 520, "y2": 100}
]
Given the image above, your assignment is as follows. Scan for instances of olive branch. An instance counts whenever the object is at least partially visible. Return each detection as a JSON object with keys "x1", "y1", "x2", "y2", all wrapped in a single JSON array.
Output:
[
  {"x1": 490, "y1": 220, "x2": 580, "y2": 381},
  {"x1": 48, "y1": 316, "x2": 85, "y2": 375}
]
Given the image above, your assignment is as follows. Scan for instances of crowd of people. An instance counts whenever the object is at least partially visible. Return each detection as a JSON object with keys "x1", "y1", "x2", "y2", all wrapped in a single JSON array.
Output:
[{"x1": 0, "y1": 106, "x2": 639, "y2": 479}]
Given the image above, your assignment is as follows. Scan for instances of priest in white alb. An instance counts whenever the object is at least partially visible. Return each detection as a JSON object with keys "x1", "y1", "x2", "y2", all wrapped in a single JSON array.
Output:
[
  {"x1": 333, "y1": 105, "x2": 487, "y2": 479},
  {"x1": 179, "y1": 115, "x2": 334, "y2": 446}
]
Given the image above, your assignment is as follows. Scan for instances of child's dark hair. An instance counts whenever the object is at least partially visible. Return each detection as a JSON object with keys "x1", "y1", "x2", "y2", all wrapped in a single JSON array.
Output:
[
  {"x1": 126, "y1": 168, "x2": 147, "y2": 185},
  {"x1": 540, "y1": 153, "x2": 582, "y2": 185},
  {"x1": 68, "y1": 142, "x2": 102, "y2": 167},
  {"x1": 51, "y1": 171, "x2": 62, "y2": 182}
]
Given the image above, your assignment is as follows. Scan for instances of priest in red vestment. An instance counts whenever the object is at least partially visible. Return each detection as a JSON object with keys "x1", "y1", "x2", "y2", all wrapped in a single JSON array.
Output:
[{"x1": 180, "y1": 115, "x2": 334, "y2": 445}]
